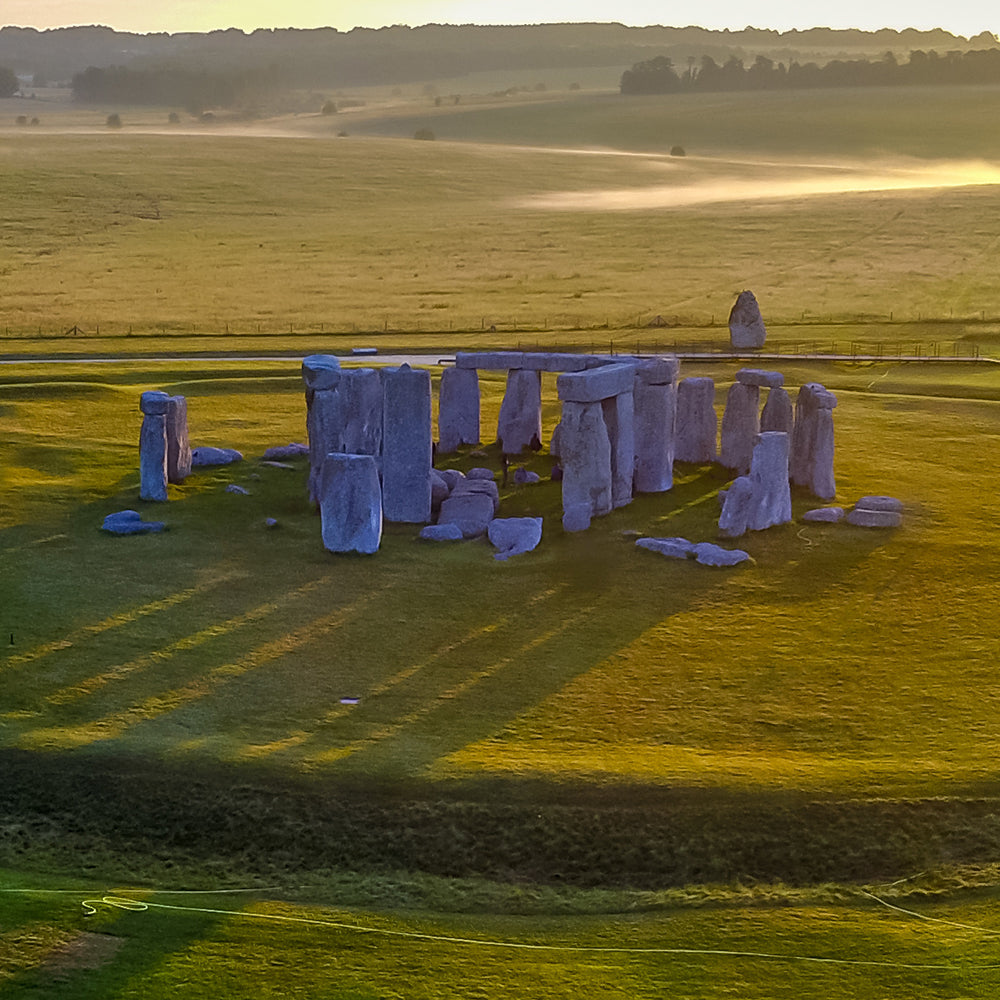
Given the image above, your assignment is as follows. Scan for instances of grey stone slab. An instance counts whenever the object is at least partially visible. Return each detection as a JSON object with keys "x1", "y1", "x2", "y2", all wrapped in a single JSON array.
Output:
[
  {"x1": 263, "y1": 443, "x2": 309, "y2": 460},
  {"x1": 549, "y1": 422, "x2": 562, "y2": 458},
  {"x1": 419, "y1": 523, "x2": 464, "y2": 541},
  {"x1": 496, "y1": 369, "x2": 543, "y2": 454},
  {"x1": 636, "y1": 356, "x2": 680, "y2": 385},
  {"x1": 636, "y1": 536, "x2": 694, "y2": 559},
  {"x1": 191, "y1": 446, "x2": 243, "y2": 467},
  {"x1": 513, "y1": 467, "x2": 541, "y2": 484},
  {"x1": 559, "y1": 399, "x2": 612, "y2": 530},
  {"x1": 319, "y1": 452, "x2": 382, "y2": 554},
  {"x1": 165, "y1": 395, "x2": 192, "y2": 483},
  {"x1": 430, "y1": 468, "x2": 451, "y2": 510},
  {"x1": 557, "y1": 363, "x2": 637, "y2": 404},
  {"x1": 455, "y1": 351, "x2": 525, "y2": 370},
  {"x1": 467, "y1": 467, "x2": 496, "y2": 480},
  {"x1": 438, "y1": 366, "x2": 480, "y2": 453},
  {"x1": 719, "y1": 382, "x2": 760, "y2": 474},
  {"x1": 603, "y1": 390, "x2": 635, "y2": 508},
  {"x1": 693, "y1": 542, "x2": 752, "y2": 566},
  {"x1": 438, "y1": 468, "x2": 465, "y2": 491},
  {"x1": 854, "y1": 495, "x2": 903, "y2": 512},
  {"x1": 518, "y1": 352, "x2": 593, "y2": 372},
  {"x1": 717, "y1": 475, "x2": 754, "y2": 538},
  {"x1": 438, "y1": 492, "x2": 494, "y2": 537},
  {"x1": 760, "y1": 386, "x2": 793, "y2": 435},
  {"x1": 675, "y1": 377, "x2": 717, "y2": 463},
  {"x1": 139, "y1": 390, "x2": 170, "y2": 415},
  {"x1": 802, "y1": 506, "x2": 845, "y2": 522},
  {"x1": 302, "y1": 354, "x2": 341, "y2": 391},
  {"x1": 101, "y1": 510, "x2": 166, "y2": 535},
  {"x1": 341, "y1": 368, "x2": 383, "y2": 459},
  {"x1": 633, "y1": 380, "x2": 676, "y2": 493},
  {"x1": 811, "y1": 408, "x2": 837, "y2": 501},
  {"x1": 846, "y1": 507, "x2": 902, "y2": 528},
  {"x1": 307, "y1": 387, "x2": 346, "y2": 504},
  {"x1": 139, "y1": 412, "x2": 168, "y2": 502},
  {"x1": 489, "y1": 517, "x2": 543, "y2": 560},
  {"x1": 381, "y1": 364, "x2": 433, "y2": 523},
  {"x1": 736, "y1": 368, "x2": 783, "y2": 388},
  {"x1": 729, "y1": 290, "x2": 767, "y2": 349},
  {"x1": 450, "y1": 477, "x2": 499, "y2": 513},
  {"x1": 747, "y1": 431, "x2": 792, "y2": 531}
]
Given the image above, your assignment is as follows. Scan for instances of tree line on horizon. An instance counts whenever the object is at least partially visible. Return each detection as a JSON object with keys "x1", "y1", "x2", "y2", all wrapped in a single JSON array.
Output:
[{"x1": 620, "y1": 47, "x2": 1000, "y2": 94}]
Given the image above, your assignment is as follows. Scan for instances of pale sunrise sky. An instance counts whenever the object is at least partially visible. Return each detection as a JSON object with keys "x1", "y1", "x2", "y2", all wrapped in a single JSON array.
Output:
[{"x1": 2, "y1": 1, "x2": 997, "y2": 37}]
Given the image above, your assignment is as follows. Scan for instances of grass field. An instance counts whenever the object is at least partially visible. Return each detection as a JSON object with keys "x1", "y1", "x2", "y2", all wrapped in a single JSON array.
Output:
[{"x1": 3, "y1": 81, "x2": 1000, "y2": 994}]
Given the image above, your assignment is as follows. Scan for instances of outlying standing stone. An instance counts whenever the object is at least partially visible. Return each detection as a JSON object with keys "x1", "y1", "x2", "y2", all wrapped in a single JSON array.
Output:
[
  {"x1": 319, "y1": 453, "x2": 382, "y2": 554},
  {"x1": 139, "y1": 390, "x2": 170, "y2": 502},
  {"x1": 729, "y1": 290, "x2": 767, "y2": 349},
  {"x1": 675, "y1": 377, "x2": 717, "y2": 463},
  {"x1": 488, "y1": 517, "x2": 543, "y2": 560}
]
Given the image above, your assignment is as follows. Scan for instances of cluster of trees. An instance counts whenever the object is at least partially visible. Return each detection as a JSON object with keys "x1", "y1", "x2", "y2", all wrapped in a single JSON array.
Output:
[
  {"x1": 621, "y1": 47, "x2": 1000, "y2": 94},
  {"x1": 71, "y1": 64, "x2": 279, "y2": 111},
  {"x1": 0, "y1": 64, "x2": 17, "y2": 96}
]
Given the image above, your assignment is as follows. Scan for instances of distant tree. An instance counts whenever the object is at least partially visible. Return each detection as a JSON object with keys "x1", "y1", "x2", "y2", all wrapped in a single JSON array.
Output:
[
  {"x1": 30, "y1": 117, "x2": 39, "y2": 125},
  {"x1": 620, "y1": 56, "x2": 681, "y2": 94},
  {"x1": 321, "y1": 99, "x2": 337, "y2": 114},
  {"x1": 0, "y1": 65, "x2": 17, "y2": 97},
  {"x1": 569, "y1": 81, "x2": 581, "y2": 90},
  {"x1": 413, "y1": 128, "x2": 435, "y2": 140},
  {"x1": 670, "y1": 145, "x2": 686, "y2": 156},
  {"x1": 106, "y1": 112, "x2": 122, "y2": 128},
  {"x1": 168, "y1": 111, "x2": 180, "y2": 123},
  {"x1": 15, "y1": 115, "x2": 27, "y2": 125}
]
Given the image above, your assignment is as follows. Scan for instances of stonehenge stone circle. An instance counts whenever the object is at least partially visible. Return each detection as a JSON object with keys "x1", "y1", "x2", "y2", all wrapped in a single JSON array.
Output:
[
  {"x1": 729, "y1": 290, "x2": 767, "y2": 349},
  {"x1": 319, "y1": 452, "x2": 382, "y2": 555}
]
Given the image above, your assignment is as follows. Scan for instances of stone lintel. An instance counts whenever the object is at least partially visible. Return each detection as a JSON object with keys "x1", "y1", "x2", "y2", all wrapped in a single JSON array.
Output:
[
  {"x1": 302, "y1": 354, "x2": 342, "y2": 391},
  {"x1": 557, "y1": 363, "x2": 637, "y2": 403},
  {"x1": 736, "y1": 368, "x2": 784, "y2": 388}
]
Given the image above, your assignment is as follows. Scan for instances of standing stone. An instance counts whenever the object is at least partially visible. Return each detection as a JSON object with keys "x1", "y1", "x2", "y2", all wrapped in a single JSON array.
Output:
[
  {"x1": 675, "y1": 377, "x2": 717, "y2": 463},
  {"x1": 381, "y1": 364, "x2": 432, "y2": 523},
  {"x1": 747, "y1": 431, "x2": 792, "y2": 531},
  {"x1": 165, "y1": 395, "x2": 192, "y2": 483},
  {"x1": 790, "y1": 383, "x2": 837, "y2": 500},
  {"x1": 633, "y1": 358, "x2": 679, "y2": 493},
  {"x1": 719, "y1": 382, "x2": 760, "y2": 474},
  {"x1": 307, "y1": 385, "x2": 346, "y2": 504},
  {"x1": 438, "y1": 366, "x2": 480, "y2": 453},
  {"x1": 729, "y1": 290, "x2": 767, "y2": 349},
  {"x1": 558, "y1": 400, "x2": 612, "y2": 531},
  {"x1": 139, "y1": 391, "x2": 170, "y2": 502},
  {"x1": 717, "y1": 476, "x2": 754, "y2": 538},
  {"x1": 341, "y1": 368, "x2": 383, "y2": 459},
  {"x1": 496, "y1": 368, "x2": 542, "y2": 454},
  {"x1": 760, "y1": 386, "x2": 793, "y2": 435},
  {"x1": 319, "y1": 453, "x2": 382, "y2": 555},
  {"x1": 602, "y1": 389, "x2": 636, "y2": 507}
]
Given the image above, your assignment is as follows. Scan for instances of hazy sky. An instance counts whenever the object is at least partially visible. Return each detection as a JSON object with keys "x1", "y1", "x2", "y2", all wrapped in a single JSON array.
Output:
[{"x1": 2, "y1": 0, "x2": 997, "y2": 37}]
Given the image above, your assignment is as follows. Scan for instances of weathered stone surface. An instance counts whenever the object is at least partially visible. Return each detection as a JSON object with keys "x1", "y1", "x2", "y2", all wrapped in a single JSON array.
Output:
[
  {"x1": 497, "y1": 369, "x2": 542, "y2": 453},
  {"x1": 450, "y1": 477, "x2": 499, "y2": 513},
  {"x1": 791, "y1": 383, "x2": 837, "y2": 499},
  {"x1": 519, "y1": 352, "x2": 592, "y2": 372},
  {"x1": 467, "y1": 467, "x2": 496, "y2": 481},
  {"x1": 559, "y1": 399, "x2": 612, "y2": 531},
  {"x1": 340, "y1": 368, "x2": 383, "y2": 458},
  {"x1": 437, "y1": 492, "x2": 494, "y2": 537},
  {"x1": 139, "y1": 390, "x2": 170, "y2": 415},
  {"x1": 225, "y1": 484, "x2": 250, "y2": 495},
  {"x1": 729, "y1": 290, "x2": 767, "y2": 349},
  {"x1": 302, "y1": 354, "x2": 341, "y2": 391},
  {"x1": 854, "y1": 495, "x2": 904, "y2": 513},
  {"x1": 438, "y1": 366, "x2": 480, "y2": 453},
  {"x1": 381, "y1": 364, "x2": 433, "y2": 523},
  {"x1": 719, "y1": 382, "x2": 760, "y2": 474},
  {"x1": 675, "y1": 377, "x2": 717, "y2": 463},
  {"x1": 717, "y1": 475, "x2": 754, "y2": 538},
  {"x1": 307, "y1": 387, "x2": 346, "y2": 503},
  {"x1": 603, "y1": 390, "x2": 635, "y2": 508},
  {"x1": 760, "y1": 386, "x2": 793, "y2": 435},
  {"x1": 455, "y1": 351, "x2": 525, "y2": 370},
  {"x1": 438, "y1": 468, "x2": 465, "y2": 491},
  {"x1": 263, "y1": 443, "x2": 309, "y2": 460},
  {"x1": 419, "y1": 523, "x2": 464, "y2": 541},
  {"x1": 488, "y1": 517, "x2": 543, "y2": 560},
  {"x1": 319, "y1": 453, "x2": 382, "y2": 554},
  {"x1": 165, "y1": 396, "x2": 192, "y2": 483},
  {"x1": 513, "y1": 467, "x2": 541, "y2": 484},
  {"x1": 430, "y1": 468, "x2": 451, "y2": 509},
  {"x1": 736, "y1": 368, "x2": 783, "y2": 388},
  {"x1": 102, "y1": 510, "x2": 166, "y2": 535},
  {"x1": 557, "y1": 363, "x2": 636, "y2": 404},
  {"x1": 636, "y1": 356, "x2": 680, "y2": 385},
  {"x1": 191, "y1": 446, "x2": 243, "y2": 467},
  {"x1": 846, "y1": 507, "x2": 903, "y2": 528},
  {"x1": 693, "y1": 542, "x2": 752, "y2": 566},
  {"x1": 634, "y1": 378, "x2": 676, "y2": 493},
  {"x1": 747, "y1": 431, "x2": 791, "y2": 531},
  {"x1": 549, "y1": 422, "x2": 562, "y2": 458},
  {"x1": 802, "y1": 506, "x2": 845, "y2": 523},
  {"x1": 636, "y1": 536, "x2": 694, "y2": 559},
  {"x1": 139, "y1": 411, "x2": 168, "y2": 502}
]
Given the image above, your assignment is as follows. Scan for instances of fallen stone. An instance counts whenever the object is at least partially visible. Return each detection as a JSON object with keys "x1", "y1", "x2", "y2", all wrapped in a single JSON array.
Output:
[
  {"x1": 488, "y1": 517, "x2": 543, "y2": 560},
  {"x1": 846, "y1": 507, "x2": 903, "y2": 528},
  {"x1": 675, "y1": 377, "x2": 717, "y2": 463},
  {"x1": 466, "y1": 467, "x2": 496, "y2": 481},
  {"x1": 635, "y1": 536, "x2": 694, "y2": 559},
  {"x1": 437, "y1": 492, "x2": 495, "y2": 537},
  {"x1": 101, "y1": 510, "x2": 166, "y2": 535},
  {"x1": 854, "y1": 495, "x2": 904, "y2": 513},
  {"x1": 319, "y1": 452, "x2": 382, "y2": 554},
  {"x1": 550, "y1": 463, "x2": 563, "y2": 482},
  {"x1": 263, "y1": 443, "x2": 309, "y2": 460},
  {"x1": 736, "y1": 368, "x2": 783, "y2": 388},
  {"x1": 802, "y1": 506, "x2": 845, "y2": 523},
  {"x1": 450, "y1": 477, "x2": 500, "y2": 513},
  {"x1": 497, "y1": 368, "x2": 543, "y2": 453},
  {"x1": 513, "y1": 467, "x2": 541, "y2": 484},
  {"x1": 191, "y1": 446, "x2": 244, "y2": 467},
  {"x1": 225, "y1": 484, "x2": 250, "y2": 495},
  {"x1": 430, "y1": 468, "x2": 451, "y2": 509},
  {"x1": 438, "y1": 366, "x2": 480, "y2": 453},
  {"x1": 693, "y1": 542, "x2": 752, "y2": 567},
  {"x1": 264, "y1": 517, "x2": 279, "y2": 528},
  {"x1": 419, "y1": 523, "x2": 464, "y2": 542},
  {"x1": 729, "y1": 290, "x2": 767, "y2": 349},
  {"x1": 438, "y1": 468, "x2": 466, "y2": 491},
  {"x1": 301, "y1": 354, "x2": 341, "y2": 391}
]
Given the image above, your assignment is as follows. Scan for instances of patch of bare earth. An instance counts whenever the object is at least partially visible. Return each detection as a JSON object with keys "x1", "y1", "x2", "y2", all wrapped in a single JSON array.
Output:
[{"x1": 39, "y1": 931, "x2": 123, "y2": 980}]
